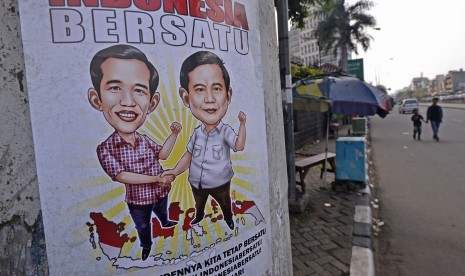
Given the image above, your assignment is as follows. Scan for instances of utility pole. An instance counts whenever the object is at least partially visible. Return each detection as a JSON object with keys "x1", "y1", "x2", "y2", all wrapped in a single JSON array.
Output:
[{"x1": 275, "y1": 0, "x2": 296, "y2": 201}]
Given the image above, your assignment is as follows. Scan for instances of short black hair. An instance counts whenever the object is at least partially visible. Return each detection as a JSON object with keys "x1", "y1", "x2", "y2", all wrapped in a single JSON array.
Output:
[
  {"x1": 179, "y1": 51, "x2": 230, "y2": 91},
  {"x1": 90, "y1": 44, "x2": 159, "y2": 97}
]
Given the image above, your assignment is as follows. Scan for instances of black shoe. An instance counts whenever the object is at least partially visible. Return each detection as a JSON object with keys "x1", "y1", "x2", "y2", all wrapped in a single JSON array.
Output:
[
  {"x1": 190, "y1": 216, "x2": 204, "y2": 225},
  {"x1": 413, "y1": 134, "x2": 416, "y2": 140},
  {"x1": 225, "y1": 219, "x2": 235, "y2": 230},
  {"x1": 141, "y1": 247, "x2": 150, "y2": 261},
  {"x1": 161, "y1": 220, "x2": 178, "y2": 228}
]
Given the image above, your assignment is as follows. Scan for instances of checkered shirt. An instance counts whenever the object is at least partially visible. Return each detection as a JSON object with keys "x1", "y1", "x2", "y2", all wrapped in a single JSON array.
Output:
[{"x1": 97, "y1": 132, "x2": 170, "y2": 205}]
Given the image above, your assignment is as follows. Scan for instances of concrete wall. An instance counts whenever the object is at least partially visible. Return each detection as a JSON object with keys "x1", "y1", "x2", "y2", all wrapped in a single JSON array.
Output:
[
  {"x1": 0, "y1": 0, "x2": 292, "y2": 275},
  {"x1": 0, "y1": 0, "x2": 48, "y2": 275},
  {"x1": 258, "y1": 3, "x2": 293, "y2": 275}
]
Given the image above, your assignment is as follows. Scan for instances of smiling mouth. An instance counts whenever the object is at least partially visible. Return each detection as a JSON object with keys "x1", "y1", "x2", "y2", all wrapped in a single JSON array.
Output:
[
  {"x1": 204, "y1": 108, "x2": 217, "y2": 114},
  {"x1": 116, "y1": 111, "x2": 138, "y2": 122}
]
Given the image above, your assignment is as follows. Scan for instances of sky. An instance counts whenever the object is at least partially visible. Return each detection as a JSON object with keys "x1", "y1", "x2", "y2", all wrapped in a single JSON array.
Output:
[{"x1": 355, "y1": 0, "x2": 465, "y2": 94}]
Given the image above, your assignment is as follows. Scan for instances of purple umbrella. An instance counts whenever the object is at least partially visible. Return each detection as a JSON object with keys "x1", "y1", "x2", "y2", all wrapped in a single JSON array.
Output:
[{"x1": 322, "y1": 76, "x2": 392, "y2": 116}]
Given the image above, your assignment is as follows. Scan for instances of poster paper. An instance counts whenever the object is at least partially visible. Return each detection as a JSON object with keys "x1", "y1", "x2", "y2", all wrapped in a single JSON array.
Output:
[{"x1": 18, "y1": 0, "x2": 271, "y2": 274}]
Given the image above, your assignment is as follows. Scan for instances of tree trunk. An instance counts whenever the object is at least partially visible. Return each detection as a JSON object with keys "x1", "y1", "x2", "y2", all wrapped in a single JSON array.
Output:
[{"x1": 339, "y1": 43, "x2": 348, "y2": 72}]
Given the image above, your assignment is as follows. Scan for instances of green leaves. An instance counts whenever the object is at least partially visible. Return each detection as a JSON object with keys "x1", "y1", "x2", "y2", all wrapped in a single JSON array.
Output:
[
  {"x1": 313, "y1": 0, "x2": 377, "y2": 69},
  {"x1": 288, "y1": 0, "x2": 328, "y2": 29}
]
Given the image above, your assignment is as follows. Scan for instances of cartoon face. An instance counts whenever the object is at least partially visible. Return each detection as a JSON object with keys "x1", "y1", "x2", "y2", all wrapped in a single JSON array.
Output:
[
  {"x1": 180, "y1": 64, "x2": 232, "y2": 130},
  {"x1": 88, "y1": 58, "x2": 159, "y2": 135}
]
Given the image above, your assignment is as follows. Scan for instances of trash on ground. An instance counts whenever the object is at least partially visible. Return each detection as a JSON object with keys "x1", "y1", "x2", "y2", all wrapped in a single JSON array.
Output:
[
  {"x1": 324, "y1": 203, "x2": 331, "y2": 207},
  {"x1": 372, "y1": 218, "x2": 385, "y2": 227},
  {"x1": 372, "y1": 218, "x2": 384, "y2": 236}
]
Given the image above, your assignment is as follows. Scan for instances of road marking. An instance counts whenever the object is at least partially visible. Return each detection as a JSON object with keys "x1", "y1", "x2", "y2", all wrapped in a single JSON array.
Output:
[{"x1": 452, "y1": 119, "x2": 463, "y2": 123}]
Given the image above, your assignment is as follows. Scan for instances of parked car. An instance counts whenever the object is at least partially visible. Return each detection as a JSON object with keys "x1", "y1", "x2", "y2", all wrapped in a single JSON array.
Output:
[{"x1": 398, "y1": 99, "x2": 419, "y2": 114}]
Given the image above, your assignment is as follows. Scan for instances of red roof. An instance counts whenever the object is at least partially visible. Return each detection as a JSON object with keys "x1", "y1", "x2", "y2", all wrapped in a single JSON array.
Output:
[{"x1": 320, "y1": 63, "x2": 347, "y2": 74}]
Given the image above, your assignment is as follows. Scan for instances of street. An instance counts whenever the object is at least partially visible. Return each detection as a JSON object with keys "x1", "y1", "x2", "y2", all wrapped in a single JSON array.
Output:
[{"x1": 370, "y1": 103, "x2": 465, "y2": 276}]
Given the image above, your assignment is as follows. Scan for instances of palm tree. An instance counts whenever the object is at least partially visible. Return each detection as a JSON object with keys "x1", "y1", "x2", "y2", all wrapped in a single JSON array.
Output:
[
  {"x1": 289, "y1": 0, "x2": 328, "y2": 28},
  {"x1": 313, "y1": 0, "x2": 377, "y2": 71}
]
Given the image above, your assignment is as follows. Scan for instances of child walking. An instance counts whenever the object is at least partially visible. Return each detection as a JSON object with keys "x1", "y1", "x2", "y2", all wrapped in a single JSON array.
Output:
[{"x1": 411, "y1": 108, "x2": 426, "y2": 140}]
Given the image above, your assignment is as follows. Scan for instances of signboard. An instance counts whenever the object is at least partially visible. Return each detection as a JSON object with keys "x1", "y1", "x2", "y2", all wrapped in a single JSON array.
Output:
[
  {"x1": 348, "y1": 58, "x2": 364, "y2": 80},
  {"x1": 18, "y1": 1, "x2": 272, "y2": 275}
]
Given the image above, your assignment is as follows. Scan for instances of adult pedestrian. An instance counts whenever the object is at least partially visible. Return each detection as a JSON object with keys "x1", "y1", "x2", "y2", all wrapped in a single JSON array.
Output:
[{"x1": 426, "y1": 97, "x2": 443, "y2": 141}]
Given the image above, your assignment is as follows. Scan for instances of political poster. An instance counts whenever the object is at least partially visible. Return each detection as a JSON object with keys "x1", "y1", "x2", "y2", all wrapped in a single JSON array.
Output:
[{"x1": 18, "y1": 0, "x2": 272, "y2": 275}]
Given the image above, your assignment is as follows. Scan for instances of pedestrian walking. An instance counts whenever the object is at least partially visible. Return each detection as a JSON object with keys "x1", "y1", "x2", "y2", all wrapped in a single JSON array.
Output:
[
  {"x1": 411, "y1": 108, "x2": 426, "y2": 140},
  {"x1": 426, "y1": 97, "x2": 443, "y2": 141}
]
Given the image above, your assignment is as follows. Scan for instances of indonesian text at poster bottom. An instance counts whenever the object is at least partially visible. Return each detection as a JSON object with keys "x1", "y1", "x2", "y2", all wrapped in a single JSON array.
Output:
[{"x1": 162, "y1": 228, "x2": 266, "y2": 276}]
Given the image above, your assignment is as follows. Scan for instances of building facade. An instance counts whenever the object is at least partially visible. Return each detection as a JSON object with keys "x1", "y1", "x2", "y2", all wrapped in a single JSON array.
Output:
[
  {"x1": 445, "y1": 69, "x2": 465, "y2": 93},
  {"x1": 289, "y1": 7, "x2": 351, "y2": 69}
]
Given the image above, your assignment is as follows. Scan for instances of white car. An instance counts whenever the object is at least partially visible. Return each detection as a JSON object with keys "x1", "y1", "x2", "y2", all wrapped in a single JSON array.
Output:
[{"x1": 398, "y1": 99, "x2": 419, "y2": 114}]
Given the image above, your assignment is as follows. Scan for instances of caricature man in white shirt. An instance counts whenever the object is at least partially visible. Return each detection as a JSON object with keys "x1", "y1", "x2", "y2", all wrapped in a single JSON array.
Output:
[{"x1": 163, "y1": 51, "x2": 246, "y2": 230}]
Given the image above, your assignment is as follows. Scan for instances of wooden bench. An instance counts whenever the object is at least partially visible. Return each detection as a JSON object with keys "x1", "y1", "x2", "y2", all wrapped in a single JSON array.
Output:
[{"x1": 295, "y1": 152, "x2": 336, "y2": 194}]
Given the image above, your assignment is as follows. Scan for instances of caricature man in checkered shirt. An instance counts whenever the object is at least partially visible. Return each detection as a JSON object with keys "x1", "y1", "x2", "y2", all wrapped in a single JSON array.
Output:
[{"x1": 87, "y1": 44, "x2": 181, "y2": 261}]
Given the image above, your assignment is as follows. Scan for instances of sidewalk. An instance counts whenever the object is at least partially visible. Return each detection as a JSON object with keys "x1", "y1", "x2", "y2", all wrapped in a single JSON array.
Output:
[{"x1": 290, "y1": 129, "x2": 373, "y2": 276}]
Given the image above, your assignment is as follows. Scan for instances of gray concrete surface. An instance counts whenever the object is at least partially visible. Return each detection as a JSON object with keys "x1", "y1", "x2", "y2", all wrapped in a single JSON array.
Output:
[
  {"x1": 291, "y1": 128, "x2": 375, "y2": 276},
  {"x1": 0, "y1": 0, "x2": 48, "y2": 274},
  {"x1": 259, "y1": 1, "x2": 294, "y2": 274},
  {"x1": 371, "y1": 107, "x2": 465, "y2": 276}
]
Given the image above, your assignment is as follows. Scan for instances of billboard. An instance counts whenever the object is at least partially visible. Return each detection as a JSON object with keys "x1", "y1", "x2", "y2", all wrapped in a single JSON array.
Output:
[
  {"x1": 348, "y1": 58, "x2": 364, "y2": 81},
  {"x1": 18, "y1": 1, "x2": 272, "y2": 274}
]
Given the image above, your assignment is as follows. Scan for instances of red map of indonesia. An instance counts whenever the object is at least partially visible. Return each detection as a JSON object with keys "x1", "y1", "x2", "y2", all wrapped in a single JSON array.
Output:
[{"x1": 87, "y1": 199, "x2": 265, "y2": 266}]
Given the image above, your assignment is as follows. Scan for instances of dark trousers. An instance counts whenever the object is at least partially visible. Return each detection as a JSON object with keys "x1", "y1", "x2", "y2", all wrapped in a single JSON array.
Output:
[
  {"x1": 191, "y1": 182, "x2": 233, "y2": 222},
  {"x1": 431, "y1": 120, "x2": 441, "y2": 138},
  {"x1": 413, "y1": 125, "x2": 422, "y2": 137},
  {"x1": 127, "y1": 196, "x2": 169, "y2": 249}
]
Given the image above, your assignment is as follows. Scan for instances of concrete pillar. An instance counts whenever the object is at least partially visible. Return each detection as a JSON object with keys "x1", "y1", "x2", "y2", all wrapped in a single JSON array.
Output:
[
  {"x1": 0, "y1": 0, "x2": 48, "y2": 274},
  {"x1": 258, "y1": 2, "x2": 293, "y2": 275},
  {"x1": 0, "y1": 0, "x2": 291, "y2": 274}
]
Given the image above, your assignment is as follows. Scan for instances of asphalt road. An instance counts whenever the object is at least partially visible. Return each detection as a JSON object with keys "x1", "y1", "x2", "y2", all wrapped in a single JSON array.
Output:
[{"x1": 370, "y1": 104, "x2": 465, "y2": 276}]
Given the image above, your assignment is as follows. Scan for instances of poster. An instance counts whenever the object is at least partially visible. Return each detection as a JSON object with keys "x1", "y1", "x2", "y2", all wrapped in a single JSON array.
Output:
[{"x1": 18, "y1": 0, "x2": 271, "y2": 274}]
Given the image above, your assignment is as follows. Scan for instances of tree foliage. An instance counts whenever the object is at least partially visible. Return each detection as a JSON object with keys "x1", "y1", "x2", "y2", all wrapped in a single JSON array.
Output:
[
  {"x1": 313, "y1": 0, "x2": 377, "y2": 70},
  {"x1": 291, "y1": 63, "x2": 324, "y2": 80},
  {"x1": 288, "y1": 0, "x2": 325, "y2": 28},
  {"x1": 376, "y1": 84, "x2": 387, "y2": 93}
]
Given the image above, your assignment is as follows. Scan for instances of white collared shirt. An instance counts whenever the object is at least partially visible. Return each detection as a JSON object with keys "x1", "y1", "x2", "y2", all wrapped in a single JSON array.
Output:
[{"x1": 186, "y1": 121, "x2": 237, "y2": 189}]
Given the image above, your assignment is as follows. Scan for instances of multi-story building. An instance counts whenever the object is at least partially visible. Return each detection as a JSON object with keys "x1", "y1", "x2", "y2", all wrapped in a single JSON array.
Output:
[
  {"x1": 289, "y1": 28, "x2": 304, "y2": 66},
  {"x1": 410, "y1": 75, "x2": 430, "y2": 91},
  {"x1": 445, "y1": 69, "x2": 465, "y2": 93},
  {"x1": 289, "y1": 7, "x2": 349, "y2": 68},
  {"x1": 432, "y1": 74, "x2": 446, "y2": 95}
]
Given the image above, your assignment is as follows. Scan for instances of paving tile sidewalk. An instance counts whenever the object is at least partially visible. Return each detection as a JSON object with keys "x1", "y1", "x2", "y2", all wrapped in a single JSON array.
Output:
[{"x1": 290, "y1": 137, "x2": 357, "y2": 276}]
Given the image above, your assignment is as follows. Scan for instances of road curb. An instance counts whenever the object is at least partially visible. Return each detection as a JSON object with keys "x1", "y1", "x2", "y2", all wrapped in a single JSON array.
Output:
[
  {"x1": 350, "y1": 245, "x2": 375, "y2": 276},
  {"x1": 350, "y1": 181, "x2": 375, "y2": 276}
]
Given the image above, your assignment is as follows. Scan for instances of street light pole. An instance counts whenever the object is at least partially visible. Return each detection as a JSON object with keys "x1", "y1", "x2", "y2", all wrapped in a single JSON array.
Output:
[{"x1": 275, "y1": 0, "x2": 296, "y2": 201}]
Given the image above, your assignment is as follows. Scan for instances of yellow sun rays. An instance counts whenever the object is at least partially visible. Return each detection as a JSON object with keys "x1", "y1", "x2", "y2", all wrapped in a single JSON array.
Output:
[{"x1": 76, "y1": 186, "x2": 125, "y2": 214}]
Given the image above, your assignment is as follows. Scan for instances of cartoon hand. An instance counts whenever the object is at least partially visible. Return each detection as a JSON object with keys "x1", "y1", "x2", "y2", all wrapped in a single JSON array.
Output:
[
  {"x1": 159, "y1": 173, "x2": 175, "y2": 186},
  {"x1": 238, "y1": 111, "x2": 246, "y2": 124},
  {"x1": 170, "y1": 122, "x2": 182, "y2": 134},
  {"x1": 161, "y1": 170, "x2": 173, "y2": 178}
]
